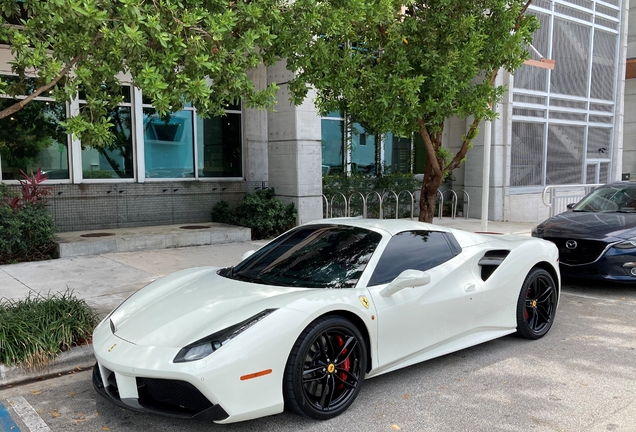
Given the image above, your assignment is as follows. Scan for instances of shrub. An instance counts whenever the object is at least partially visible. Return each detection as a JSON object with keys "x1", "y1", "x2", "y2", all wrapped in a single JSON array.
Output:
[
  {"x1": 0, "y1": 169, "x2": 57, "y2": 264},
  {"x1": 0, "y1": 290, "x2": 99, "y2": 367},
  {"x1": 212, "y1": 188, "x2": 297, "y2": 240}
]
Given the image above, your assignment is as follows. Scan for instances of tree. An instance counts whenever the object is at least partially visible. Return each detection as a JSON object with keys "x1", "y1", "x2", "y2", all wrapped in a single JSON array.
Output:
[
  {"x1": 0, "y1": 0, "x2": 289, "y2": 147},
  {"x1": 282, "y1": 0, "x2": 539, "y2": 222}
]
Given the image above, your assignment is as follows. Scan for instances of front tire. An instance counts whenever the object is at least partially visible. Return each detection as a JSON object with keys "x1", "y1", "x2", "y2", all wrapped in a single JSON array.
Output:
[
  {"x1": 283, "y1": 316, "x2": 367, "y2": 420},
  {"x1": 515, "y1": 268, "x2": 558, "y2": 339}
]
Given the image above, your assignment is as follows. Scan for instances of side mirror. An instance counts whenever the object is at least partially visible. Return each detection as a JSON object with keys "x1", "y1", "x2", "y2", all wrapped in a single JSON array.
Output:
[
  {"x1": 566, "y1": 202, "x2": 577, "y2": 210},
  {"x1": 380, "y1": 270, "x2": 431, "y2": 297},
  {"x1": 241, "y1": 250, "x2": 256, "y2": 261}
]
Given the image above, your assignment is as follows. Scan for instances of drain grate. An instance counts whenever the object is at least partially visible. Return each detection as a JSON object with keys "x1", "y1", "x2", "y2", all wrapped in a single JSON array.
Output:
[
  {"x1": 179, "y1": 225, "x2": 211, "y2": 230},
  {"x1": 80, "y1": 232, "x2": 116, "y2": 238}
]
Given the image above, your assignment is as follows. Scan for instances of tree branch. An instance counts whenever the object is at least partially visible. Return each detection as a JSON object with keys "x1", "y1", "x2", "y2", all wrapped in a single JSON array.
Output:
[
  {"x1": 0, "y1": 33, "x2": 103, "y2": 120},
  {"x1": 417, "y1": 117, "x2": 443, "y2": 180}
]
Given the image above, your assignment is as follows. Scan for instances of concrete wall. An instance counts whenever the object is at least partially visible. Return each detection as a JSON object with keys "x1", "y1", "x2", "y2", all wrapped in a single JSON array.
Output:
[
  {"x1": 266, "y1": 60, "x2": 323, "y2": 224},
  {"x1": 6, "y1": 181, "x2": 257, "y2": 232}
]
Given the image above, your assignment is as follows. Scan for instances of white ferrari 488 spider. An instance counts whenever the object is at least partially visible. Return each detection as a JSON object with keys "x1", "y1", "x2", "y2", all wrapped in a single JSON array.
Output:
[{"x1": 92, "y1": 218, "x2": 560, "y2": 423}]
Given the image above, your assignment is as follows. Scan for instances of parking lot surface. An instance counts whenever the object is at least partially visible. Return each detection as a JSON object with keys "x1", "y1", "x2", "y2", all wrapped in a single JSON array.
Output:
[{"x1": 1, "y1": 279, "x2": 635, "y2": 432}]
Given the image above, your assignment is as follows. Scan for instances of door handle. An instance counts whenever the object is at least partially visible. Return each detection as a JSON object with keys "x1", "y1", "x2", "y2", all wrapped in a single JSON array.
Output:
[{"x1": 464, "y1": 283, "x2": 476, "y2": 292}]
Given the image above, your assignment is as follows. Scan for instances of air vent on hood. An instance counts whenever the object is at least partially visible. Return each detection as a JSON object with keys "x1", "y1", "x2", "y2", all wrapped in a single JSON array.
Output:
[{"x1": 478, "y1": 250, "x2": 510, "y2": 281}]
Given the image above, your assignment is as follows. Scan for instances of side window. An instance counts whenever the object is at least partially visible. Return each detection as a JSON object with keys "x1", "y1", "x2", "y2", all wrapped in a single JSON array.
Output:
[{"x1": 368, "y1": 231, "x2": 456, "y2": 286}]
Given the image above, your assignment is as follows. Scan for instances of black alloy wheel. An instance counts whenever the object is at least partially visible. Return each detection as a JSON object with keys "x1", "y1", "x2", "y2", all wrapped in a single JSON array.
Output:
[
  {"x1": 283, "y1": 316, "x2": 367, "y2": 420},
  {"x1": 516, "y1": 268, "x2": 558, "y2": 340}
]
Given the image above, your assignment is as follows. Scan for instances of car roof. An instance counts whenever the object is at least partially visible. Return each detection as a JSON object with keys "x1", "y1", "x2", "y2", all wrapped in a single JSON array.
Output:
[
  {"x1": 599, "y1": 181, "x2": 636, "y2": 189},
  {"x1": 305, "y1": 217, "x2": 452, "y2": 236}
]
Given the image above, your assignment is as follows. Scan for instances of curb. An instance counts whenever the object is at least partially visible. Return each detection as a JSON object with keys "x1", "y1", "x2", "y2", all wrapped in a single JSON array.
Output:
[{"x1": 0, "y1": 345, "x2": 95, "y2": 388}]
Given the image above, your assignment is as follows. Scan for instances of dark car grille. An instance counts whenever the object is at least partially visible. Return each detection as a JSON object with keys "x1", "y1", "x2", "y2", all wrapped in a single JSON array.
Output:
[
  {"x1": 545, "y1": 237, "x2": 608, "y2": 265},
  {"x1": 136, "y1": 377, "x2": 214, "y2": 415}
]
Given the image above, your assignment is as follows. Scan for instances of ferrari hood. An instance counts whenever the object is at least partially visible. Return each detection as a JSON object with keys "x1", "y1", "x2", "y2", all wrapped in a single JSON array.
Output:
[
  {"x1": 534, "y1": 211, "x2": 636, "y2": 241},
  {"x1": 108, "y1": 267, "x2": 309, "y2": 348}
]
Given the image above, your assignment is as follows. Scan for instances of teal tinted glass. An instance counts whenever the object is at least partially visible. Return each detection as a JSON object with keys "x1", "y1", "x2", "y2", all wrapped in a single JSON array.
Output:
[
  {"x1": 351, "y1": 123, "x2": 376, "y2": 175},
  {"x1": 321, "y1": 119, "x2": 344, "y2": 175},
  {"x1": 143, "y1": 108, "x2": 194, "y2": 178}
]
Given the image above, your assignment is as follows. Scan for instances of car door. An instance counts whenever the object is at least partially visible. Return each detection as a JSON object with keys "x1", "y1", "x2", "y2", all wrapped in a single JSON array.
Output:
[{"x1": 365, "y1": 230, "x2": 483, "y2": 368}]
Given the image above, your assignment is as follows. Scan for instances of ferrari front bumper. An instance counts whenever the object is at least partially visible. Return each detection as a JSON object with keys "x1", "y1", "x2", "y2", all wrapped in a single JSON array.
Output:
[{"x1": 92, "y1": 364, "x2": 229, "y2": 421}]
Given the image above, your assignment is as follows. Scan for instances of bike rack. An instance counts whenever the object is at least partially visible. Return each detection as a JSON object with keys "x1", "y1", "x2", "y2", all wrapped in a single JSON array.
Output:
[
  {"x1": 455, "y1": 189, "x2": 470, "y2": 219},
  {"x1": 365, "y1": 191, "x2": 384, "y2": 219},
  {"x1": 381, "y1": 190, "x2": 399, "y2": 219},
  {"x1": 323, "y1": 187, "x2": 469, "y2": 221},
  {"x1": 442, "y1": 189, "x2": 458, "y2": 219},
  {"x1": 330, "y1": 192, "x2": 348, "y2": 218},
  {"x1": 397, "y1": 190, "x2": 415, "y2": 220},
  {"x1": 322, "y1": 194, "x2": 330, "y2": 218},
  {"x1": 347, "y1": 191, "x2": 367, "y2": 218}
]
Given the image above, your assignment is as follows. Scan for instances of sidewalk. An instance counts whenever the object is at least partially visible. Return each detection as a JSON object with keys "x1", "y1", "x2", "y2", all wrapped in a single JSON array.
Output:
[{"x1": 0, "y1": 217, "x2": 536, "y2": 386}]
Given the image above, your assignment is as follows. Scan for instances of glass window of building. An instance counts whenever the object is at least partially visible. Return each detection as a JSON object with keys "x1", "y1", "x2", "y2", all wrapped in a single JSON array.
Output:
[
  {"x1": 351, "y1": 122, "x2": 376, "y2": 175},
  {"x1": 384, "y1": 132, "x2": 412, "y2": 174},
  {"x1": 321, "y1": 112, "x2": 345, "y2": 175},
  {"x1": 0, "y1": 79, "x2": 70, "y2": 181},
  {"x1": 197, "y1": 102, "x2": 242, "y2": 178},
  {"x1": 142, "y1": 98, "x2": 242, "y2": 179},
  {"x1": 80, "y1": 86, "x2": 134, "y2": 179},
  {"x1": 511, "y1": 0, "x2": 621, "y2": 189}
]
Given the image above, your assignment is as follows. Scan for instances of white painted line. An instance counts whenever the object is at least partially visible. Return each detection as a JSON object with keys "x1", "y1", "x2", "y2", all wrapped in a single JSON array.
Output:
[{"x1": 6, "y1": 396, "x2": 51, "y2": 432}]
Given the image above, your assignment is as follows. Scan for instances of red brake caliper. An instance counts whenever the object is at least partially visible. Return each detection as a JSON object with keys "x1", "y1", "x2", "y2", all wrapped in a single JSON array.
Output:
[{"x1": 334, "y1": 335, "x2": 350, "y2": 390}]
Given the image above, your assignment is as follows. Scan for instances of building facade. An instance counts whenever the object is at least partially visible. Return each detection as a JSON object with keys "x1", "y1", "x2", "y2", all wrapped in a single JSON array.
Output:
[{"x1": 0, "y1": 0, "x2": 631, "y2": 230}]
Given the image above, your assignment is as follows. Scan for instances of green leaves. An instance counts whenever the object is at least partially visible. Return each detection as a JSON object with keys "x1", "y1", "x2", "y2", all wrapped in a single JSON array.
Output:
[
  {"x1": 0, "y1": 290, "x2": 99, "y2": 367},
  {"x1": 211, "y1": 188, "x2": 297, "y2": 240},
  {"x1": 286, "y1": 0, "x2": 537, "y2": 145},
  {"x1": 1, "y1": 0, "x2": 292, "y2": 146}
]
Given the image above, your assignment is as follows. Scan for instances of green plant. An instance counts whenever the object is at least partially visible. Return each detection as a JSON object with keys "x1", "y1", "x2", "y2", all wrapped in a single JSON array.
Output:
[
  {"x1": 0, "y1": 170, "x2": 57, "y2": 264},
  {"x1": 211, "y1": 200, "x2": 232, "y2": 224},
  {"x1": 82, "y1": 170, "x2": 114, "y2": 179},
  {"x1": 0, "y1": 290, "x2": 99, "y2": 367},
  {"x1": 211, "y1": 189, "x2": 297, "y2": 240}
]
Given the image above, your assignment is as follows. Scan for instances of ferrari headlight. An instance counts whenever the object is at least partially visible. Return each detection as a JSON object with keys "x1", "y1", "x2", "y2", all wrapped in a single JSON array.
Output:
[
  {"x1": 173, "y1": 309, "x2": 277, "y2": 363},
  {"x1": 613, "y1": 238, "x2": 636, "y2": 249}
]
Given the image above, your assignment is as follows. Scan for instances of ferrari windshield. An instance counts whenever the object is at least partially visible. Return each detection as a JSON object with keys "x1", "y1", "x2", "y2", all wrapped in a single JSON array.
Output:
[
  {"x1": 574, "y1": 185, "x2": 636, "y2": 213},
  {"x1": 227, "y1": 225, "x2": 382, "y2": 288}
]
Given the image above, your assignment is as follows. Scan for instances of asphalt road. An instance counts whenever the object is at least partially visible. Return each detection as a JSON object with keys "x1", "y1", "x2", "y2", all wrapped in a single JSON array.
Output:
[{"x1": 1, "y1": 279, "x2": 635, "y2": 432}]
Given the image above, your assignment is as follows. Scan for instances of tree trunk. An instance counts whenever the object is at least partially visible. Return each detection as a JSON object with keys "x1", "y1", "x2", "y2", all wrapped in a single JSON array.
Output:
[{"x1": 418, "y1": 157, "x2": 444, "y2": 223}]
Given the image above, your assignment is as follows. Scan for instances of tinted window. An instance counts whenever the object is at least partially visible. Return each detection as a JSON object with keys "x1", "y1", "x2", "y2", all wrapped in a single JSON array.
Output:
[
  {"x1": 574, "y1": 185, "x2": 636, "y2": 213},
  {"x1": 229, "y1": 225, "x2": 382, "y2": 288},
  {"x1": 369, "y1": 231, "x2": 455, "y2": 286}
]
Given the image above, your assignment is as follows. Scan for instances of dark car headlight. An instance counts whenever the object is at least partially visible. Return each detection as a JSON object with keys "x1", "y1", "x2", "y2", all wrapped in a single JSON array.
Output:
[
  {"x1": 174, "y1": 309, "x2": 277, "y2": 363},
  {"x1": 613, "y1": 239, "x2": 636, "y2": 249}
]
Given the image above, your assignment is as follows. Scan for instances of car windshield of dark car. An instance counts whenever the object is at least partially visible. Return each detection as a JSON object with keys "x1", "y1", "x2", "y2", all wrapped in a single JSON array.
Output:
[
  {"x1": 226, "y1": 225, "x2": 382, "y2": 288},
  {"x1": 573, "y1": 186, "x2": 636, "y2": 213}
]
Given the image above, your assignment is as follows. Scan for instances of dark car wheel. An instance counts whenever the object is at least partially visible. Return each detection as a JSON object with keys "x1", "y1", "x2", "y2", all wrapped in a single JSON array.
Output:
[
  {"x1": 516, "y1": 268, "x2": 558, "y2": 340},
  {"x1": 283, "y1": 316, "x2": 367, "y2": 420}
]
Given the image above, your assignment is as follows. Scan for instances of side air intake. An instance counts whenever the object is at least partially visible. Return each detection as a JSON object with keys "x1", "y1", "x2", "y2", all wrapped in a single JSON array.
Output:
[{"x1": 478, "y1": 250, "x2": 510, "y2": 281}]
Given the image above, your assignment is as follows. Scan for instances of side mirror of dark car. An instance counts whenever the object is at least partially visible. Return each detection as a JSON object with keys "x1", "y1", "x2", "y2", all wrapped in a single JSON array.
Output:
[
  {"x1": 241, "y1": 250, "x2": 256, "y2": 261},
  {"x1": 566, "y1": 203, "x2": 577, "y2": 210}
]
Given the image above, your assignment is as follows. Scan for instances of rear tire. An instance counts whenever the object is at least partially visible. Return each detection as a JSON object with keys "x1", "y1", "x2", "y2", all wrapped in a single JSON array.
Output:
[
  {"x1": 515, "y1": 268, "x2": 558, "y2": 340},
  {"x1": 283, "y1": 316, "x2": 367, "y2": 420}
]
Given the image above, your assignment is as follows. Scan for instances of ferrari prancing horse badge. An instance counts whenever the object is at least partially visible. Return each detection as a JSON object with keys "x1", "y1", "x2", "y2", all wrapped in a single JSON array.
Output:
[{"x1": 359, "y1": 295, "x2": 369, "y2": 309}]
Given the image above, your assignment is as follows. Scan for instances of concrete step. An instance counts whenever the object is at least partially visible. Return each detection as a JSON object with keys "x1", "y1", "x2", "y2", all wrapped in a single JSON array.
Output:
[{"x1": 55, "y1": 223, "x2": 251, "y2": 258}]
